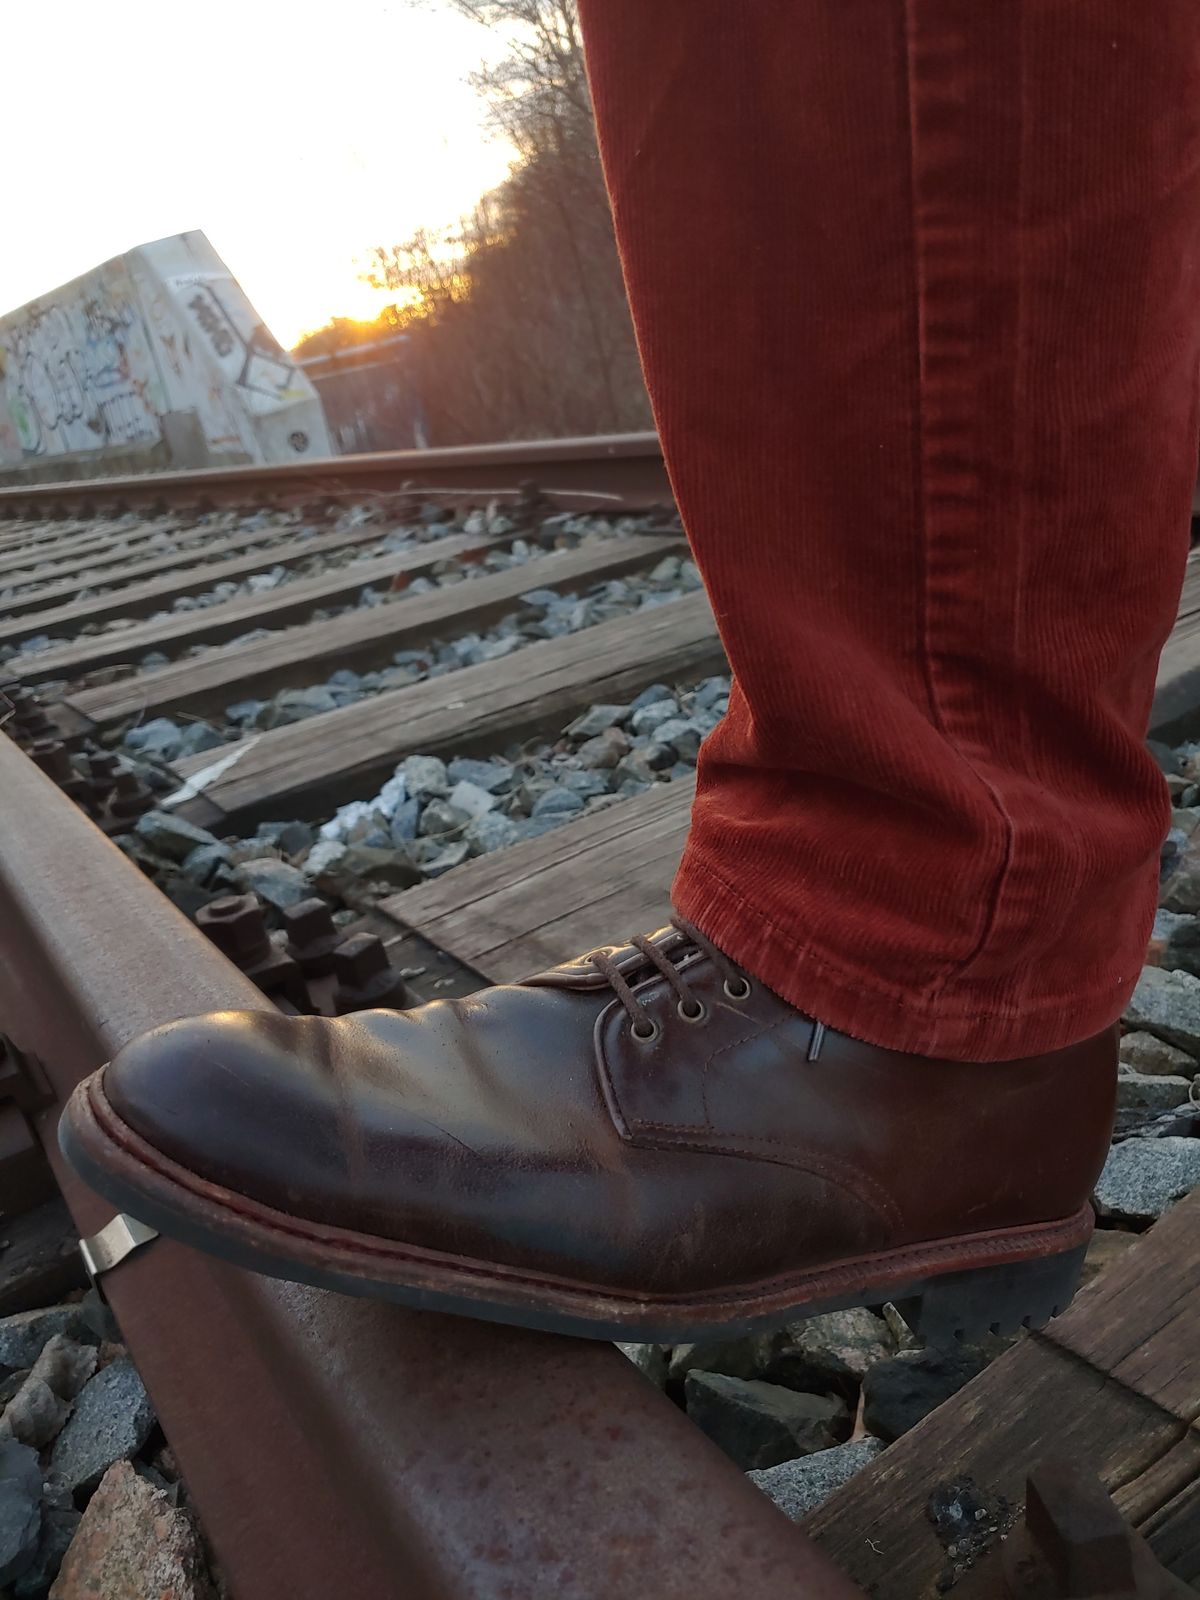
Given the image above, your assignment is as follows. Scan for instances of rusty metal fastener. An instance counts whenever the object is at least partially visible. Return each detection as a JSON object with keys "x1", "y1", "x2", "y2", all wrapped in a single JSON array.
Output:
[
  {"x1": 106, "y1": 769, "x2": 155, "y2": 822},
  {"x1": 196, "y1": 894, "x2": 273, "y2": 965},
  {"x1": 15, "y1": 709, "x2": 55, "y2": 744},
  {"x1": 0, "y1": 1101, "x2": 59, "y2": 1215},
  {"x1": 516, "y1": 476, "x2": 552, "y2": 529},
  {"x1": 83, "y1": 750, "x2": 121, "y2": 812},
  {"x1": 197, "y1": 894, "x2": 310, "y2": 1009},
  {"x1": 282, "y1": 897, "x2": 340, "y2": 976},
  {"x1": 13, "y1": 690, "x2": 52, "y2": 728},
  {"x1": 87, "y1": 750, "x2": 121, "y2": 786},
  {"x1": 1003, "y1": 1459, "x2": 1192, "y2": 1598},
  {"x1": 395, "y1": 479, "x2": 425, "y2": 521},
  {"x1": 30, "y1": 739, "x2": 90, "y2": 805},
  {"x1": 30, "y1": 738, "x2": 71, "y2": 782},
  {"x1": 332, "y1": 932, "x2": 411, "y2": 1013},
  {"x1": 0, "y1": 1036, "x2": 54, "y2": 1113},
  {"x1": 0, "y1": 679, "x2": 22, "y2": 732}
]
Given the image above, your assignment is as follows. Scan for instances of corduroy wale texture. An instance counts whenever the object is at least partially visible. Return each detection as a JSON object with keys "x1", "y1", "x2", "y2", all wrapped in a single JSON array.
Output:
[{"x1": 578, "y1": 0, "x2": 1200, "y2": 1061}]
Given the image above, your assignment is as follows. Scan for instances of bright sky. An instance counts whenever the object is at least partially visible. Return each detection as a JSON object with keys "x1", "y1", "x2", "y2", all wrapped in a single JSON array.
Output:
[{"x1": 4, "y1": 1, "x2": 514, "y2": 349}]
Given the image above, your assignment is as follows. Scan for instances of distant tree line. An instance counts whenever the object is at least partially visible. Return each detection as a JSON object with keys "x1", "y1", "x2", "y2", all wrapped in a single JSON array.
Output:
[{"x1": 297, "y1": 0, "x2": 652, "y2": 446}]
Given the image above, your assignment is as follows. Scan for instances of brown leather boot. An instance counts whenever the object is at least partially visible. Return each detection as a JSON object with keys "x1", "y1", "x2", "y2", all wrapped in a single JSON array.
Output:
[{"x1": 61, "y1": 917, "x2": 1116, "y2": 1343}]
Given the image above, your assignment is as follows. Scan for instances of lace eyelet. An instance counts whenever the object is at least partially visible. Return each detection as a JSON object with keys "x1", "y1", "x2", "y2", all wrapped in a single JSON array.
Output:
[
  {"x1": 723, "y1": 976, "x2": 751, "y2": 1001},
  {"x1": 630, "y1": 1016, "x2": 660, "y2": 1043},
  {"x1": 677, "y1": 999, "x2": 707, "y2": 1024}
]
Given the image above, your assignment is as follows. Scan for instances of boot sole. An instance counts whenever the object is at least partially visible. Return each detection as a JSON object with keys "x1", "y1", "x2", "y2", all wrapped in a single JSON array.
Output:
[{"x1": 62, "y1": 1069, "x2": 1093, "y2": 1345}]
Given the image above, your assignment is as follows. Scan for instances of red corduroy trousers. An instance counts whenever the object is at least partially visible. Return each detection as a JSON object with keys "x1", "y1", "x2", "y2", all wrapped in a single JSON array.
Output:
[{"x1": 577, "y1": 0, "x2": 1200, "y2": 1062}]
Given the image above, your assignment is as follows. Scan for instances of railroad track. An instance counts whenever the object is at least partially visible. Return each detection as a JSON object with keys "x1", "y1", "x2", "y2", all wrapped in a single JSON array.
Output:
[
  {"x1": 0, "y1": 437, "x2": 865, "y2": 1600},
  {"x1": 0, "y1": 438, "x2": 1196, "y2": 1599}
]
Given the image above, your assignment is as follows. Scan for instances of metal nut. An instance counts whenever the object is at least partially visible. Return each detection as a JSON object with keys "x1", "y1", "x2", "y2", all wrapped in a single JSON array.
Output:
[
  {"x1": 1003, "y1": 1459, "x2": 1191, "y2": 1598},
  {"x1": 196, "y1": 894, "x2": 272, "y2": 965},
  {"x1": 31, "y1": 739, "x2": 71, "y2": 783},
  {"x1": 332, "y1": 932, "x2": 389, "y2": 989},
  {"x1": 283, "y1": 898, "x2": 337, "y2": 944},
  {"x1": 283, "y1": 898, "x2": 339, "y2": 976},
  {"x1": 107, "y1": 770, "x2": 154, "y2": 820}
]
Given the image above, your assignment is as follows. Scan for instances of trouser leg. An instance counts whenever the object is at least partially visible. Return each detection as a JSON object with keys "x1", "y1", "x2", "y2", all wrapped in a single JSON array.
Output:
[{"x1": 579, "y1": 0, "x2": 1200, "y2": 1059}]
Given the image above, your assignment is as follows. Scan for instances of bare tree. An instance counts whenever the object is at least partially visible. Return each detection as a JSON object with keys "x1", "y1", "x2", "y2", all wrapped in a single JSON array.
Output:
[{"x1": 361, "y1": 0, "x2": 651, "y2": 444}]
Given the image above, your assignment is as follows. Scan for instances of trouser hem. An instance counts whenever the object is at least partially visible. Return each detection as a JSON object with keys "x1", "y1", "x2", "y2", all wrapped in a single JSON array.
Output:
[{"x1": 673, "y1": 850, "x2": 1132, "y2": 1063}]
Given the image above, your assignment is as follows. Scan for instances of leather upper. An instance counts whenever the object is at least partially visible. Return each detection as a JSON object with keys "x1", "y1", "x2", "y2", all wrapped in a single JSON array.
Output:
[{"x1": 103, "y1": 927, "x2": 1117, "y2": 1295}]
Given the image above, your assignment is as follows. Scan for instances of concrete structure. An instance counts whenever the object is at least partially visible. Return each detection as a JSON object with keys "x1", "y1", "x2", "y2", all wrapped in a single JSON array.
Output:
[{"x1": 0, "y1": 231, "x2": 331, "y2": 482}]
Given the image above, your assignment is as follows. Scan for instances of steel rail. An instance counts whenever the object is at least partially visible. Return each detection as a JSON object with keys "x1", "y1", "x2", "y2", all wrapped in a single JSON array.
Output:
[
  {"x1": 0, "y1": 736, "x2": 860, "y2": 1600},
  {"x1": 0, "y1": 433, "x2": 670, "y2": 518}
]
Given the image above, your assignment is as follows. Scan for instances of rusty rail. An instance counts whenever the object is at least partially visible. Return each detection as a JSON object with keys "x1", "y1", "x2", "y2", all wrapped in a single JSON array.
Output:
[
  {"x1": 0, "y1": 735, "x2": 861, "y2": 1600},
  {"x1": 0, "y1": 432, "x2": 669, "y2": 518}
]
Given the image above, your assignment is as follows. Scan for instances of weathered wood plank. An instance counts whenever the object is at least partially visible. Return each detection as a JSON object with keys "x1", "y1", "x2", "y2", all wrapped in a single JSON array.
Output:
[
  {"x1": 813, "y1": 1337, "x2": 1178, "y2": 1598},
  {"x1": 0, "y1": 518, "x2": 116, "y2": 557},
  {"x1": 0, "y1": 523, "x2": 158, "y2": 578},
  {"x1": 1152, "y1": 626, "x2": 1200, "y2": 739},
  {"x1": 0, "y1": 512, "x2": 368, "y2": 594},
  {"x1": 174, "y1": 593, "x2": 720, "y2": 831},
  {"x1": 67, "y1": 535, "x2": 683, "y2": 729},
  {"x1": 0, "y1": 509, "x2": 238, "y2": 572},
  {"x1": 1113, "y1": 1429, "x2": 1200, "y2": 1524},
  {"x1": 10, "y1": 532, "x2": 487, "y2": 685},
  {"x1": 1174, "y1": 553, "x2": 1200, "y2": 621},
  {"x1": 1042, "y1": 1204, "x2": 1200, "y2": 1422},
  {"x1": 809, "y1": 1190, "x2": 1200, "y2": 1596},
  {"x1": 1151, "y1": 553, "x2": 1200, "y2": 737},
  {"x1": 381, "y1": 777, "x2": 695, "y2": 979},
  {"x1": 1141, "y1": 1454, "x2": 1200, "y2": 1584},
  {"x1": 0, "y1": 522, "x2": 402, "y2": 637}
]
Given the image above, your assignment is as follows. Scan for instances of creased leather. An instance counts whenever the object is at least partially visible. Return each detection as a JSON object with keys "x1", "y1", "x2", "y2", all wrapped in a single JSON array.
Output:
[{"x1": 103, "y1": 936, "x2": 1117, "y2": 1297}]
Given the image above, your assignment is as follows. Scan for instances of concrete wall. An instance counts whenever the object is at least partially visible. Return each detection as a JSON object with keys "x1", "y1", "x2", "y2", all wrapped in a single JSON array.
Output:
[{"x1": 0, "y1": 231, "x2": 331, "y2": 480}]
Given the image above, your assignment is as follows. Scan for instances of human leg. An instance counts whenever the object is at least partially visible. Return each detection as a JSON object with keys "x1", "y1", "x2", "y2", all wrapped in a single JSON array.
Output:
[{"x1": 580, "y1": 0, "x2": 1200, "y2": 1059}]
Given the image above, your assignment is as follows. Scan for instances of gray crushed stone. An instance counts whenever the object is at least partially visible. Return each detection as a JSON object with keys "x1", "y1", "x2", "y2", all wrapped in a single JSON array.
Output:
[
  {"x1": 748, "y1": 1437, "x2": 885, "y2": 1521},
  {"x1": 49, "y1": 1358, "x2": 156, "y2": 1494},
  {"x1": 1093, "y1": 1136, "x2": 1200, "y2": 1222}
]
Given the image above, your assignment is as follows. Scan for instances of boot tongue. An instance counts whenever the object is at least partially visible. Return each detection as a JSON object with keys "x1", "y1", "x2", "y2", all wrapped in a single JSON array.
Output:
[{"x1": 522, "y1": 926, "x2": 692, "y2": 991}]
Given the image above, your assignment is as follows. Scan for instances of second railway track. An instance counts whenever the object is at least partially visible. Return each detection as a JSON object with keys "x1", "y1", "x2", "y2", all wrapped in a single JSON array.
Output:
[{"x1": 0, "y1": 434, "x2": 730, "y2": 929}]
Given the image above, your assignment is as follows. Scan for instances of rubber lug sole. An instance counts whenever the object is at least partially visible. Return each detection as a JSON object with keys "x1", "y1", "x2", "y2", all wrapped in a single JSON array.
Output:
[
  {"x1": 892, "y1": 1243, "x2": 1087, "y2": 1344},
  {"x1": 61, "y1": 1069, "x2": 1094, "y2": 1346}
]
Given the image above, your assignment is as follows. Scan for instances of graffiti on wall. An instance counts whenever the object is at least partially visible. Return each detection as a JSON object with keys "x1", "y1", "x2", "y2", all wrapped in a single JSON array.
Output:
[
  {"x1": 0, "y1": 232, "x2": 332, "y2": 473},
  {"x1": 134, "y1": 276, "x2": 253, "y2": 455},
  {"x1": 0, "y1": 265, "x2": 164, "y2": 462},
  {"x1": 172, "y1": 276, "x2": 310, "y2": 408}
]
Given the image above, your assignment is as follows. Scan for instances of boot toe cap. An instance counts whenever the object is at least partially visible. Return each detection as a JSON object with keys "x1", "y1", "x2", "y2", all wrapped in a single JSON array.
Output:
[{"x1": 104, "y1": 1009, "x2": 312, "y2": 1190}]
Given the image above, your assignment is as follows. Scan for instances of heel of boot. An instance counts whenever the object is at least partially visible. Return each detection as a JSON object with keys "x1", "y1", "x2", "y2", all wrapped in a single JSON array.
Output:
[{"x1": 897, "y1": 1244, "x2": 1087, "y2": 1346}]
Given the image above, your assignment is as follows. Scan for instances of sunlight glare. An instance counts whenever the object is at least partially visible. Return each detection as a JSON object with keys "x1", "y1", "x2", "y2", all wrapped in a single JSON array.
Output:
[{"x1": 3, "y1": 0, "x2": 515, "y2": 349}]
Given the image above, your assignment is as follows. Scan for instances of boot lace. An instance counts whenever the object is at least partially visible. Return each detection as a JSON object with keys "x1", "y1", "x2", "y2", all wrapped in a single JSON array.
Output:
[{"x1": 587, "y1": 915, "x2": 751, "y2": 1042}]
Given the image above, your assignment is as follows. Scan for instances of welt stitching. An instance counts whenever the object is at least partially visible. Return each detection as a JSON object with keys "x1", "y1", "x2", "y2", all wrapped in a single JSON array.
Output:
[{"x1": 93, "y1": 1079, "x2": 1089, "y2": 1310}]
